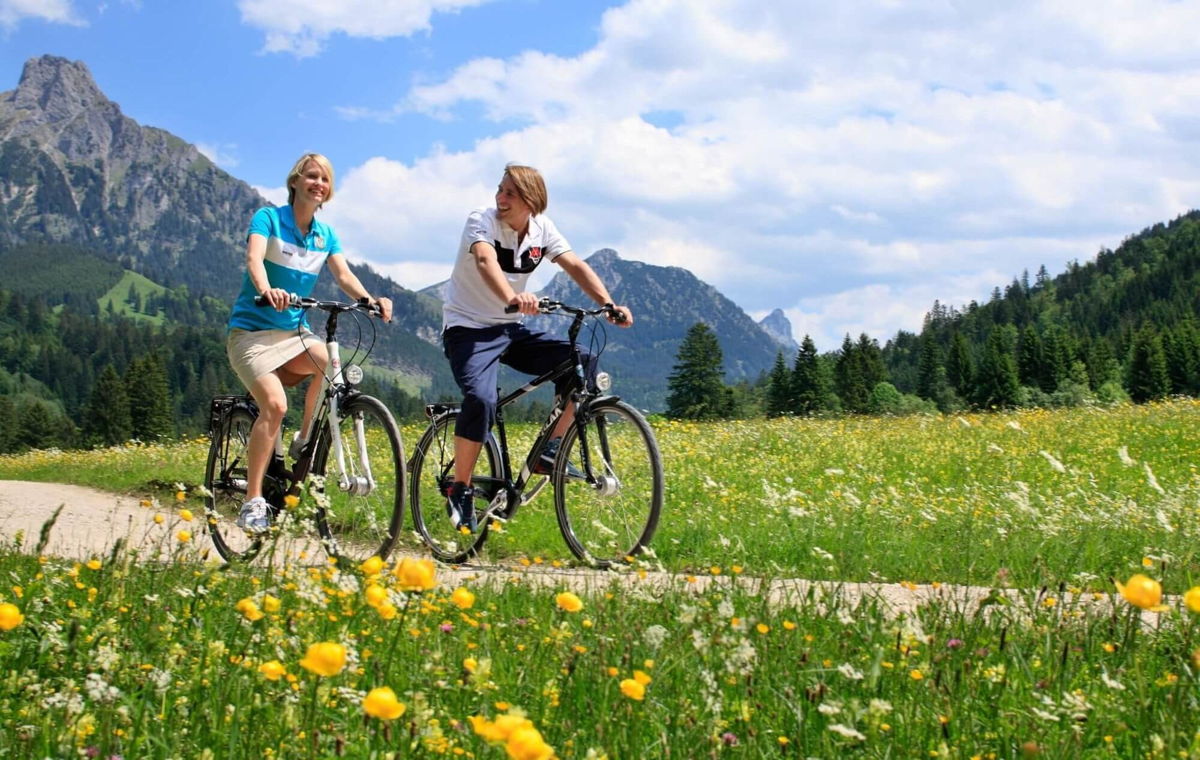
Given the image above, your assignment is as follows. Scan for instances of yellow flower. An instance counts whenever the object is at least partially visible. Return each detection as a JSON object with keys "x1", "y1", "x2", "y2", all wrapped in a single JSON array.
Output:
[
  {"x1": 506, "y1": 724, "x2": 554, "y2": 760},
  {"x1": 375, "y1": 601, "x2": 398, "y2": 620},
  {"x1": 262, "y1": 595, "x2": 281, "y2": 613},
  {"x1": 235, "y1": 598, "x2": 264, "y2": 622},
  {"x1": 1116, "y1": 574, "x2": 1168, "y2": 611},
  {"x1": 756, "y1": 623, "x2": 770, "y2": 634},
  {"x1": 299, "y1": 641, "x2": 347, "y2": 677},
  {"x1": 179, "y1": 509, "x2": 194, "y2": 522},
  {"x1": 0, "y1": 602, "x2": 24, "y2": 631},
  {"x1": 464, "y1": 657, "x2": 478, "y2": 673},
  {"x1": 470, "y1": 714, "x2": 532, "y2": 743},
  {"x1": 451, "y1": 587, "x2": 476, "y2": 609},
  {"x1": 1183, "y1": 587, "x2": 1200, "y2": 614},
  {"x1": 86, "y1": 559, "x2": 102, "y2": 571},
  {"x1": 362, "y1": 687, "x2": 407, "y2": 720},
  {"x1": 176, "y1": 529, "x2": 192, "y2": 543},
  {"x1": 619, "y1": 678, "x2": 645, "y2": 701},
  {"x1": 393, "y1": 558, "x2": 437, "y2": 592},
  {"x1": 153, "y1": 514, "x2": 165, "y2": 525},
  {"x1": 909, "y1": 670, "x2": 924, "y2": 681},
  {"x1": 632, "y1": 670, "x2": 652, "y2": 686},
  {"x1": 364, "y1": 584, "x2": 389, "y2": 608},
  {"x1": 175, "y1": 490, "x2": 186, "y2": 502},
  {"x1": 555, "y1": 591, "x2": 583, "y2": 613},
  {"x1": 359, "y1": 556, "x2": 384, "y2": 576},
  {"x1": 259, "y1": 660, "x2": 287, "y2": 681},
  {"x1": 283, "y1": 493, "x2": 300, "y2": 510}
]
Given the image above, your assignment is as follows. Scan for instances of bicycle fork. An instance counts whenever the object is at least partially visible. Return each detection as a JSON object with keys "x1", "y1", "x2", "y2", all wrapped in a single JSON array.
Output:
[{"x1": 323, "y1": 336, "x2": 375, "y2": 497}]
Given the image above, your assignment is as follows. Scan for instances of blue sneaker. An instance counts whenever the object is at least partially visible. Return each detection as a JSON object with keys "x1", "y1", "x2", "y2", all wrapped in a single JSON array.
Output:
[
  {"x1": 446, "y1": 481, "x2": 477, "y2": 533},
  {"x1": 533, "y1": 437, "x2": 587, "y2": 480},
  {"x1": 236, "y1": 497, "x2": 271, "y2": 535}
]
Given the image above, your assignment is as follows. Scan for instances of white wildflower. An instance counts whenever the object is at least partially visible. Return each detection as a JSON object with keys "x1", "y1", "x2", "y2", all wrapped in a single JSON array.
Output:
[
  {"x1": 868, "y1": 698, "x2": 893, "y2": 715},
  {"x1": 824, "y1": 468, "x2": 844, "y2": 476},
  {"x1": 717, "y1": 599, "x2": 736, "y2": 618},
  {"x1": 1100, "y1": 670, "x2": 1125, "y2": 691},
  {"x1": 1031, "y1": 707, "x2": 1060, "y2": 722},
  {"x1": 827, "y1": 723, "x2": 866, "y2": 741},
  {"x1": 957, "y1": 416, "x2": 971, "y2": 427},
  {"x1": 987, "y1": 442, "x2": 1004, "y2": 454},
  {"x1": 1154, "y1": 509, "x2": 1175, "y2": 534},
  {"x1": 691, "y1": 629, "x2": 709, "y2": 652},
  {"x1": 1117, "y1": 446, "x2": 1136, "y2": 466},
  {"x1": 1006, "y1": 420, "x2": 1023, "y2": 432},
  {"x1": 1144, "y1": 463, "x2": 1165, "y2": 495},
  {"x1": 811, "y1": 546, "x2": 834, "y2": 562},
  {"x1": 147, "y1": 668, "x2": 172, "y2": 695},
  {"x1": 837, "y1": 663, "x2": 864, "y2": 681},
  {"x1": 818, "y1": 701, "x2": 843, "y2": 716},
  {"x1": 1039, "y1": 450, "x2": 1066, "y2": 473},
  {"x1": 84, "y1": 672, "x2": 121, "y2": 703},
  {"x1": 643, "y1": 625, "x2": 668, "y2": 649}
]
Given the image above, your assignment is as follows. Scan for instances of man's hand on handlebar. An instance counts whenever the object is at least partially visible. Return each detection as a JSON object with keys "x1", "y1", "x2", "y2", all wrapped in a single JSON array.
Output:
[
  {"x1": 608, "y1": 305, "x2": 633, "y2": 327},
  {"x1": 507, "y1": 291, "x2": 541, "y2": 316}
]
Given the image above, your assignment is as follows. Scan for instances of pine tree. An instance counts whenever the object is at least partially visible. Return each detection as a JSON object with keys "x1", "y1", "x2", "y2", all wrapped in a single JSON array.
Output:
[
  {"x1": 945, "y1": 331, "x2": 973, "y2": 394},
  {"x1": 665, "y1": 322, "x2": 727, "y2": 420},
  {"x1": 764, "y1": 352, "x2": 792, "y2": 418},
  {"x1": 0, "y1": 396, "x2": 16, "y2": 453},
  {"x1": 916, "y1": 332, "x2": 943, "y2": 399},
  {"x1": 125, "y1": 353, "x2": 174, "y2": 440},
  {"x1": 835, "y1": 335, "x2": 869, "y2": 413},
  {"x1": 791, "y1": 335, "x2": 823, "y2": 414},
  {"x1": 1126, "y1": 326, "x2": 1170, "y2": 403},
  {"x1": 972, "y1": 329, "x2": 1020, "y2": 408},
  {"x1": 856, "y1": 334, "x2": 888, "y2": 391},
  {"x1": 1016, "y1": 326, "x2": 1043, "y2": 389},
  {"x1": 83, "y1": 364, "x2": 133, "y2": 446}
]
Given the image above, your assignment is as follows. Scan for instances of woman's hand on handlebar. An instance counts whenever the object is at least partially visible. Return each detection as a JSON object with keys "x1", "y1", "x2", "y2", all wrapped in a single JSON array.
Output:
[
  {"x1": 260, "y1": 288, "x2": 294, "y2": 311},
  {"x1": 507, "y1": 291, "x2": 540, "y2": 316}
]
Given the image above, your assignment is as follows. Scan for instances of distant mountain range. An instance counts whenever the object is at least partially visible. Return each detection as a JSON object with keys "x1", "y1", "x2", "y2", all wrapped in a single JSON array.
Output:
[{"x1": 0, "y1": 55, "x2": 795, "y2": 410}]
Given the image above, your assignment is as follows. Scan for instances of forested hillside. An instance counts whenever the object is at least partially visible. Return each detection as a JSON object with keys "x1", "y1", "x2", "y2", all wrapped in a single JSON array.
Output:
[{"x1": 757, "y1": 210, "x2": 1200, "y2": 418}]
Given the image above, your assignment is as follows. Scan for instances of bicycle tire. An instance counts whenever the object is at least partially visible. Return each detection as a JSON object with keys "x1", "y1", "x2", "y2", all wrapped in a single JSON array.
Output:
[
  {"x1": 408, "y1": 411, "x2": 499, "y2": 564},
  {"x1": 553, "y1": 398, "x2": 663, "y2": 567},
  {"x1": 311, "y1": 394, "x2": 406, "y2": 567},
  {"x1": 204, "y1": 405, "x2": 266, "y2": 562}
]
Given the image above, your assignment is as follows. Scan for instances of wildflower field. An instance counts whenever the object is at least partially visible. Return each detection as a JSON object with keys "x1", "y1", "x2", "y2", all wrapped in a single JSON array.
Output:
[{"x1": 0, "y1": 401, "x2": 1198, "y2": 757}]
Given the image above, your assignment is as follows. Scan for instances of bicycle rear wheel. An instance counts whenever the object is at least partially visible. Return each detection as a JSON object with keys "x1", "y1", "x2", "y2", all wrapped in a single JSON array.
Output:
[
  {"x1": 554, "y1": 398, "x2": 663, "y2": 567},
  {"x1": 311, "y1": 394, "x2": 405, "y2": 566},
  {"x1": 409, "y1": 411, "x2": 498, "y2": 564},
  {"x1": 204, "y1": 406, "x2": 265, "y2": 562}
]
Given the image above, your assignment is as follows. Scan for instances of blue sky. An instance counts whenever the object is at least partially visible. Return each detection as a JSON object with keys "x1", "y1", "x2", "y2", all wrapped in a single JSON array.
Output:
[{"x1": 3, "y1": 0, "x2": 1200, "y2": 350}]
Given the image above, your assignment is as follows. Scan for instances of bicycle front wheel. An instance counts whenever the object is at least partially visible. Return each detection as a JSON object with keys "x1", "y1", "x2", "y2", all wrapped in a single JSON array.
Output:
[
  {"x1": 554, "y1": 398, "x2": 663, "y2": 567},
  {"x1": 204, "y1": 406, "x2": 264, "y2": 562},
  {"x1": 409, "y1": 411, "x2": 497, "y2": 564},
  {"x1": 311, "y1": 394, "x2": 405, "y2": 567}
]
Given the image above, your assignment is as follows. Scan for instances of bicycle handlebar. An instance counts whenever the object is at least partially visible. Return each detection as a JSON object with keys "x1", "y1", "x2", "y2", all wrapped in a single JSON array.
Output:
[
  {"x1": 254, "y1": 294, "x2": 385, "y2": 318},
  {"x1": 504, "y1": 297, "x2": 627, "y2": 323}
]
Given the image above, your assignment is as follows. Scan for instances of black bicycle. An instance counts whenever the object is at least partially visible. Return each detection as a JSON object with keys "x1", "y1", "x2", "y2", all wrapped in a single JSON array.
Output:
[
  {"x1": 408, "y1": 298, "x2": 663, "y2": 568},
  {"x1": 204, "y1": 296, "x2": 405, "y2": 566}
]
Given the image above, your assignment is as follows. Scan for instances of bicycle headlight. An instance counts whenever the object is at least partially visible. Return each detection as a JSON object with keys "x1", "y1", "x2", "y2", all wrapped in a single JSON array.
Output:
[
  {"x1": 595, "y1": 371, "x2": 612, "y2": 392},
  {"x1": 344, "y1": 364, "x2": 364, "y2": 385}
]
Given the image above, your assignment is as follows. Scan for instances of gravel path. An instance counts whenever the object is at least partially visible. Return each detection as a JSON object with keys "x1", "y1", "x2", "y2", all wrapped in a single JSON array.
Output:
[{"x1": 0, "y1": 479, "x2": 1149, "y2": 622}]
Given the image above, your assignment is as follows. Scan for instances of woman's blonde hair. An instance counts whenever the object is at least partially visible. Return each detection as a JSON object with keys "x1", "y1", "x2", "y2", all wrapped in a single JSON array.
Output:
[
  {"x1": 503, "y1": 163, "x2": 548, "y2": 216},
  {"x1": 286, "y1": 152, "x2": 335, "y2": 206}
]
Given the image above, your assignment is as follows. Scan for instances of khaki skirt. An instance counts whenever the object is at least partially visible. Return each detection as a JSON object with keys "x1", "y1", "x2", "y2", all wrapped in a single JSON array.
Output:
[{"x1": 226, "y1": 328, "x2": 320, "y2": 390}]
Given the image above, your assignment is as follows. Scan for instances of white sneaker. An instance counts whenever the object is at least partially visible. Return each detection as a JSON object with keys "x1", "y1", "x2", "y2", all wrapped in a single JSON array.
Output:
[
  {"x1": 288, "y1": 432, "x2": 308, "y2": 461},
  {"x1": 236, "y1": 497, "x2": 271, "y2": 535}
]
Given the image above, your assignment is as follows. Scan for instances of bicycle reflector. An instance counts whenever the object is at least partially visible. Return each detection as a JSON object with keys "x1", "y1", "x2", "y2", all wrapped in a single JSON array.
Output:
[
  {"x1": 344, "y1": 364, "x2": 364, "y2": 385},
  {"x1": 595, "y1": 371, "x2": 612, "y2": 391}
]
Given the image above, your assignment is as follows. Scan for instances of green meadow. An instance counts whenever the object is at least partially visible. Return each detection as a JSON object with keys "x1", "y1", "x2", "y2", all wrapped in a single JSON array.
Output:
[{"x1": 0, "y1": 401, "x2": 1198, "y2": 758}]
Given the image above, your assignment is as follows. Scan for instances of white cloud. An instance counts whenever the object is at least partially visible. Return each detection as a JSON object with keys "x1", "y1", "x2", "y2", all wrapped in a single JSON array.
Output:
[
  {"x1": 196, "y1": 142, "x2": 239, "y2": 170},
  {"x1": 0, "y1": 0, "x2": 82, "y2": 28},
  {"x1": 237, "y1": 0, "x2": 494, "y2": 57},
  {"x1": 252, "y1": 184, "x2": 287, "y2": 206},
  {"x1": 327, "y1": 0, "x2": 1200, "y2": 349}
]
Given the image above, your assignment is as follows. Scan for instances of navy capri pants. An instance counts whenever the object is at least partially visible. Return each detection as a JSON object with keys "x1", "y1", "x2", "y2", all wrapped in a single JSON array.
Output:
[{"x1": 443, "y1": 322, "x2": 597, "y2": 443}]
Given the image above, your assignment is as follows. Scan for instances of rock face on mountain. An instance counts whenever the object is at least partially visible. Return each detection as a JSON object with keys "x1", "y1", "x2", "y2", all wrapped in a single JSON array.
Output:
[
  {"x1": 534, "y1": 249, "x2": 780, "y2": 409},
  {"x1": 0, "y1": 56, "x2": 262, "y2": 296},
  {"x1": 758, "y1": 308, "x2": 799, "y2": 355}
]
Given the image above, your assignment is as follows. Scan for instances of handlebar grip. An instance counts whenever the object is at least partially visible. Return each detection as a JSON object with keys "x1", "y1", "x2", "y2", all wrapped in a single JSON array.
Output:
[
  {"x1": 504, "y1": 304, "x2": 520, "y2": 314},
  {"x1": 254, "y1": 294, "x2": 270, "y2": 307}
]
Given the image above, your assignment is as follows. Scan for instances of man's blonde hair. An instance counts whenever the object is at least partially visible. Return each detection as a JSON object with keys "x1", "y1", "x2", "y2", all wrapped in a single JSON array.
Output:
[
  {"x1": 503, "y1": 164, "x2": 547, "y2": 216},
  {"x1": 286, "y1": 152, "x2": 336, "y2": 206}
]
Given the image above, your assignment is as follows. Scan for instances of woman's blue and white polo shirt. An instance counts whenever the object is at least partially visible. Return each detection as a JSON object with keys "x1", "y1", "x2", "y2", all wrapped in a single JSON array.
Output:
[{"x1": 227, "y1": 205, "x2": 342, "y2": 332}]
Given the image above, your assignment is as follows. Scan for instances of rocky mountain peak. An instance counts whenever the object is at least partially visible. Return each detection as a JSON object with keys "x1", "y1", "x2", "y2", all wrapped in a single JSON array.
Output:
[
  {"x1": 758, "y1": 308, "x2": 799, "y2": 354},
  {"x1": 8, "y1": 55, "x2": 109, "y2": 122}
]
